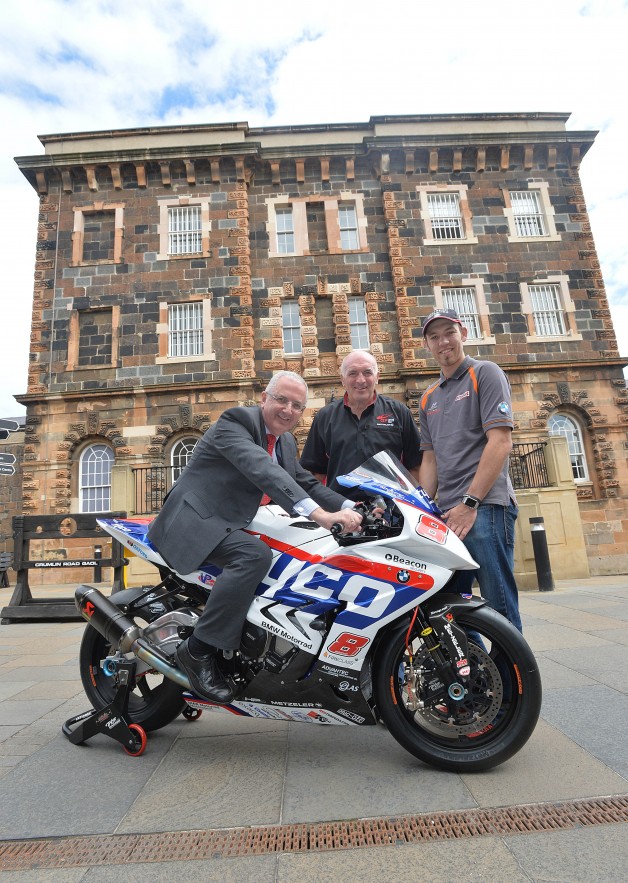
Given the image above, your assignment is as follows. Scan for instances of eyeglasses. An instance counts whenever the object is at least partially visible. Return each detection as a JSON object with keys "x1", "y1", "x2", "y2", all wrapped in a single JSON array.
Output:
[{"x1": 266, "y1": 392, "x2": 306, "y2": 412}]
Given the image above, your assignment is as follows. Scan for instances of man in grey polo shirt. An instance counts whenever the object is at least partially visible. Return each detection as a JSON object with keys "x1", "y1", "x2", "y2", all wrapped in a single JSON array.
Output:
[{"x1": 418, "y1": 309, "x2": 522, "y2": 632}]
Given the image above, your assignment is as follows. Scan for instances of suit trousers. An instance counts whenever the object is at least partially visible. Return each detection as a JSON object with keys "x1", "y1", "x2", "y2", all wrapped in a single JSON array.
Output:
[{"x1": 193, "y1": 529, "x2": 273, "y2": 651}]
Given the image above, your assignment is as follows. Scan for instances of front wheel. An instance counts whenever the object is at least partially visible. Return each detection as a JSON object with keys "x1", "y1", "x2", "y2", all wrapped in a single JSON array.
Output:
[{"x1": 375, "y1": 605, "x2": 542, "y2": 771}]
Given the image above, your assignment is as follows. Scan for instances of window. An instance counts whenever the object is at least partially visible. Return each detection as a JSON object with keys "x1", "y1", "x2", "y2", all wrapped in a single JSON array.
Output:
[
  {"x1": 67, "y1": 306, "x2": 120, "y2": 371},
  {"x1": 529, "y1": 284, "x2": 567, "y2": 336},
  {"x1": 442, "y1": 287, "x2": 482, "y2": 340},
  {"x1": 510, "y1": 190, "x2": 546, "y2": 237},
  {"x1": 276, "y1": 206, "x2": 295, "y2": 254},
  {"x1": 417, "y1": 185, "x2": 477, "y2": 245},
  {"x1": 548, "y1": 414, "x2": 589, "y2": 481},
  {"x1": 520, "y1": 275, "x2": 581, "y2": 342},
  {"x1": 157, "y1": 197, "x2": 212, "y2": 259},
  {"x1": 338, "y1": 202, "x2": 359, "y2": 250},
  {"x1": 80, "y1": 444, "x2": 113, "y2": 513},
  {"x1": 281, "y1": 301, "x2": 302, "y2": 355},
  {"x1": 168, "y1": 302, "x2": 203, "y2": 357},
  {"x1": 427, "y1": 192, "x2": 463, "y2": 240},
  {"x1": 171, "y1": 437, "x2": 199, "y2": 481},
  {"x1": 168, "y1": 206, "x2": 201, "y2": 255},
  {"x1": 503, "y1": 183, "x2": 560, "y2": 242},
  {"x1": 349, "y1": 297, "x2": 370, "y2": 348},
  {"x1": 267, "y1": 194, "x2": 367, "y2": 257}
]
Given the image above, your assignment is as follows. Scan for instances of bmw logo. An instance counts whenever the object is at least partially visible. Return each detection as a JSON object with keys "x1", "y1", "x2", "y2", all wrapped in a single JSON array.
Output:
[{"x1": 397, "y1": 570, "x2": 410, "y2": 583}]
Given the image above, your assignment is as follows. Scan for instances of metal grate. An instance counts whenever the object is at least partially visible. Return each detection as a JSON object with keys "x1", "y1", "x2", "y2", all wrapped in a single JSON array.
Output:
[{"x1": 1, "y1": 796, "x2": 627, "y2": 870}]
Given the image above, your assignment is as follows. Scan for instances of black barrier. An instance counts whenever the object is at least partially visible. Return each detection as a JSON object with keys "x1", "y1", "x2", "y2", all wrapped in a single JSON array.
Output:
[
  {"x1": 1, "y1": 513, "x2": 126, "y2": 623},
  {"x1": 530, "y1": 516, "x2": 555, "y2": 592}
]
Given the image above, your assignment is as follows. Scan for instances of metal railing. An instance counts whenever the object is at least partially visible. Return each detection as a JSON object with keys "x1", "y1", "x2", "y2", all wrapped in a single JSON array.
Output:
[
  {"x1": 133, "y1": 466, "x2": 176, "y2": 515},
  {"x1": 133, "y1": 442, "x2": 550, "y2": 515},
  {"x1": 509, "y1": 442, "x2": 550, "y2": 490}
]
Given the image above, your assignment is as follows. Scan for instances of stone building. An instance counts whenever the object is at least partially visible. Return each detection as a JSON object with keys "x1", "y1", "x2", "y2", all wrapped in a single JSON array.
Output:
[{"x1": 12, "y1": 112, "x2": 628, "y2": 581}]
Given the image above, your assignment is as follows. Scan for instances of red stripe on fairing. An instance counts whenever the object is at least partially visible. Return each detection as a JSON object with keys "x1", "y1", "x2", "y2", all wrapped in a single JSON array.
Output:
[
  {"x1": 324, "y1": 554, "x2": 434, "y2": 590},
  {"x1": 245, "y1": 532, "x2": 324, "y2": 562},
  {"x1": 245, "y1": 534, "x2": 434, "y2": 589}
]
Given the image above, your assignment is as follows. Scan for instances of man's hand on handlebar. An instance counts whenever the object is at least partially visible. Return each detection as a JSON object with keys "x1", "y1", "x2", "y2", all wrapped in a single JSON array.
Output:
[{"x1": 310, "y1": 507, "x2": 363, "y2": 535}]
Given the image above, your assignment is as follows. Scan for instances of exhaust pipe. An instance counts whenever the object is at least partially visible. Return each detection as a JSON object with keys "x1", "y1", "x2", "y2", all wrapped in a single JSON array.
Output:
[{"x1": 75, "y1": 584, "x2": 193, "y2": 692}]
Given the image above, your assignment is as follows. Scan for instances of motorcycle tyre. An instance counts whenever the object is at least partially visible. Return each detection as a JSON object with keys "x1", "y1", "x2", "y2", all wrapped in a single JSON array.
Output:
[
  {"x1": 375, "y1": 605, "x2": 541, "y2": 772},
  {"x1": 79, "y1": 603, "x2": 187, "y2": 733}
]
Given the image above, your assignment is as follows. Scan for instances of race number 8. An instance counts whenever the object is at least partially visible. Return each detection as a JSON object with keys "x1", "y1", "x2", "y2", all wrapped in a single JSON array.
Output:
[{"x1": 327, "y1": 633, "x2": 369, "y2": 656}]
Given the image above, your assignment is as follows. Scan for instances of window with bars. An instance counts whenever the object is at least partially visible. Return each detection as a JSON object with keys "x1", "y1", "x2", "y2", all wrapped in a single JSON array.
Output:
[
  {"x1": 338, "y1": 202, "x2": 359, "y2": 250},
  {"x1": 79, "y1": 444, "x2": 113, "y2": 513},
  {"x1": 548, "y1": 414, "x2": 589, "y2": 481},
  {"x1": 442, "y1": 288, "x2": 482, "y2": 339},
  {"x1": 171, "y1": 436, "x2": 199, "y2": 481},
  {"x1": 426, "y1": 192, "x2": 464, "y2": 240},
  {"x1": 349, "y1": 297, "x2": 370, "y2": 349},
  {"x1": 168, "y1": 302, "x2": 204, "y2": 357},
  {"x1": 510, "y1": 190, "x2": 547, "y2": 237},
  {"x1": 168, "y1": 206, "x2": 202, "y2": 255},
  {"x1": 281, "y1": 301, "x2": 302, "y2": 355},
  {"x1": 276, "y1": 206, "x2": 295, "y2": 254},
  {"x1": 529, "y1": 284, "x2": 567, "y2": 336}
]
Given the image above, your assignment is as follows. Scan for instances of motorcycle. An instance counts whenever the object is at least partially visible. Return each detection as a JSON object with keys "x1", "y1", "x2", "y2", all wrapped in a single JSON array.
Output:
[{"x1": 65, "y1": 451, "x2": 541, "y2": 771}]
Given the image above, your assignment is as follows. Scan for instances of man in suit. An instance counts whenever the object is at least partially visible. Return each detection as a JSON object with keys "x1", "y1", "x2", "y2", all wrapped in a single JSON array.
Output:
[{"x1": 148, "y1": 371, "x2": 362, "y2": 704}]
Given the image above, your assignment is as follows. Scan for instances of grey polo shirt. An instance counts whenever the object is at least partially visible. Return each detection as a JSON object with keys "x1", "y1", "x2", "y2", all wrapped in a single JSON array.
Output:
[{"x1": 419, "y1": 356, "x2": 516, "y2": 512}]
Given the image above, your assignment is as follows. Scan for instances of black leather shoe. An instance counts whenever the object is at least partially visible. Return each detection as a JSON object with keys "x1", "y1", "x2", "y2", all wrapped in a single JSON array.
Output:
[{"x1": 175, "y1": 638, "x2": 234, "y2": 704}]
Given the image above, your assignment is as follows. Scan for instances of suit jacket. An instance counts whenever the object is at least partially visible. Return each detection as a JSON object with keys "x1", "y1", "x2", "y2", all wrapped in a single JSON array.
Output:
[{"x1": 148, "y1": 405, "x2": 348, "y2": 574}]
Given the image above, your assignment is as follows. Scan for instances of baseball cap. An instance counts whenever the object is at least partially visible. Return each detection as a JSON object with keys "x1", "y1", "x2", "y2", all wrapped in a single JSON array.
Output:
[{"x1": 422, "y1": 308, "x2": 463, "y2": 336}]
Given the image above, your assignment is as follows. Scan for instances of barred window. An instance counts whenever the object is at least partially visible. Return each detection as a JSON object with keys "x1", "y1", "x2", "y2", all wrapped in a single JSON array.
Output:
[
  {"x1": 548, "y1": 414, "x2": 589, "y2": 481},
  {"x1": 510, "y1": 190, "x2": 546, "y2": 237},
  {"x1": 282, "y1": 301, "x2": 302, "y2": 355},
  {"x1": 168, "y1": 302, "x2": 204, "y2": 357},
  {"x1": 529, "y1": 284, "x2": 567, "y2": 336},
  {"x1": 80, "y1": 444, "x2": 113, "y2": 513},
  {"x1": 349, "y1": 297, "x2": 370, "y2": 349},
  {"x1": 338, "y1": 202, "x2": 359, "y2": 250},
  {"x1": 442, "y1": 287, "x2": 481, "y2": 340},
  {"x1": 276, "y1": 206, "x2": 295, "y2": 254},
  {"x1": 168, "y1": 206, "x2": 202, "y2": 255},
  {"x1": 171, "y1": 437, "x2": 199, "y2": 481},
  {"x1": 426, "y1": 192, "x2": 464, "y2": 240}
]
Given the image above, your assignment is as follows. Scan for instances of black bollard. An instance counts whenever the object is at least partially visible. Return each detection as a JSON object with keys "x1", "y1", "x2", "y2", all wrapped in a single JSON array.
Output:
[
  {"x1": 529, "y1": 516, "x2": 554, "y2": 592},
  {"x1": 94, "y1": 545, "x2": 103, "y2": 583}
]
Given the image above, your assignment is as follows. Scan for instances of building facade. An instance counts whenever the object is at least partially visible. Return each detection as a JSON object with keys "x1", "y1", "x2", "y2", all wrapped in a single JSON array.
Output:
[{"x1": 13, "y1": 113, "x2": 628, "y2": 577}]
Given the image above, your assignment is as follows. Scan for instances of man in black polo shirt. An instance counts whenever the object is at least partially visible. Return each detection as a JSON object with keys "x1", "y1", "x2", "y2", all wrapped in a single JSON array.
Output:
[{"x1": 300, "y1": 350, "x2": 422, "y2": 497}]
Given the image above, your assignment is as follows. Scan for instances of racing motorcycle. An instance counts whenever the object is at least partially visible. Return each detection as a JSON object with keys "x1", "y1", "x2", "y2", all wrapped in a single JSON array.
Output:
[{"x1": 65, "y1": 452, "x2": 542, "y2": 771}]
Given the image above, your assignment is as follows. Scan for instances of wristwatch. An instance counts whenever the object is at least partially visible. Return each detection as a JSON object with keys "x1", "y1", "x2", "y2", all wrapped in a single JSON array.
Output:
[{"x1": 461, "y1": 494, "x2": 481, "y2": 510}]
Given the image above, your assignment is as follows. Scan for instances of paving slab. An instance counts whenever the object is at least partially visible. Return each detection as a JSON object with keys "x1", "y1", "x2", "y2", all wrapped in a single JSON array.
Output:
[
  {"x1": 461, "y1": 718, "x2": 627, "y2": 807},
  {"x1": 540, "y1": 684, "x2": 628, "y2": 779},
  {"x1": 0, "y1": 726, "x2": 182, "y2": 840},
  {"x1": 116, "y1": 728, "x2": 289, "y2": 833},
  {"x1": 281, "y1": 722, "x2": 476, "y2": 823}
]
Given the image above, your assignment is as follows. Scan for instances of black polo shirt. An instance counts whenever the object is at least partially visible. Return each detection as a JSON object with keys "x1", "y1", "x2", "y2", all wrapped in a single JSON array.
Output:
[{"x1": 300, "y1": 393, "x2": 422, "y2": 496}]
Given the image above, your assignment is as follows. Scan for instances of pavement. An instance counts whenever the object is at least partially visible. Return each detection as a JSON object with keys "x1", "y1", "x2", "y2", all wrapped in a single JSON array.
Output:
[{"x1": 0, "y1": 575, "x2": 627, "y2": 881}]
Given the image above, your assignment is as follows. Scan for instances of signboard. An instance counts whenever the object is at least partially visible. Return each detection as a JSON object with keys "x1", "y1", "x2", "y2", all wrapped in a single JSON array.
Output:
[
  {"x1": 0, "y1": 419, "x2": 20, "y2": 441},
  {"x1": 0, "y1": 465, "x2": 16, "y2": 476},
  {"x1": 0, "y1": 453, "x2": 16, "y2": 465}
]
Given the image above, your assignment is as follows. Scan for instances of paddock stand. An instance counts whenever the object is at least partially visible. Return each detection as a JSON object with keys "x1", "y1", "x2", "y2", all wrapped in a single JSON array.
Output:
[{"x1": 62, "y1": 658, "x2": 148, "y2": 756}]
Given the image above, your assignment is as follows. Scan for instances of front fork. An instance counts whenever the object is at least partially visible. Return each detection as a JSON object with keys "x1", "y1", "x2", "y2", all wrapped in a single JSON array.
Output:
[{"x1": 405, "y1": 595, "x2": 482, "y2": 711}]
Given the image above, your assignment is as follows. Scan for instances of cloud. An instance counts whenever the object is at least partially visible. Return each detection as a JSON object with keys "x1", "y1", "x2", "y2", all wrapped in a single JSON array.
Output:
[{"x1": 0, "y1": 0, "x2": 626, "y2": 415}]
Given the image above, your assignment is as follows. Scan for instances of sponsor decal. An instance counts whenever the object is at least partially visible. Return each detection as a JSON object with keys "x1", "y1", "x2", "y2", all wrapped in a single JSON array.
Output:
[
  {"x1": 335, "y1": 708, "x2": 366, "y2": 723},
  {"x1": 397, "y1": 570, "x2": 410, "y2": 583},
  {"x1": 97, "y1": 712, "x2": 110, "y2": 724},
  {"x1": 415, "y1": 513, "x2": 448, "y2": 544},
  {"x1": 427, "y1": 400, "x2": 440, "y2": 412},
  {"x1": 320, "y1": 663, "x2": 352, "y2": 678},
  {"x1": 326, "y1": 632, "x2": 370, "y2": 657},
  {"x1": 126, "y1": 539, "x2": 149, "y2": 560},
  {"x1": 338, "y1": 681, "x2": 360, "y2": 692},
  {"x1": 198, "y1": 571, "x2": 216, "y2": 587},
  {"x1": 84, "y1": 601, "x2": 95, "y2": 618},
  {"x1": 384, "y1": 553, "x2": 427, "y2": 571},
  {"x1": 454, "y1": 391, "x2": 470, "y2": 402},
  {"x1": 261, "y1": 619, "x2": 312, "y2": 649},
  {"x1": 375, "y1": 414, "x2": 396, "y2": 427},
  {"x1": 497, "y1": 401, "x2": 511, "y2": 416},
  {"x1": 105, "y1": 716, "x2": 121, "y2": 730}
]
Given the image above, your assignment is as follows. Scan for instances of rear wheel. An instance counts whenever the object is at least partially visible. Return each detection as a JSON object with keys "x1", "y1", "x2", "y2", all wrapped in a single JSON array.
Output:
[
  {"x1": 375, "y1": 605, "x2": 542, "y2": 771},
  {"x1": 79, "y1": 602, "x2": 186, "y2": 733}
]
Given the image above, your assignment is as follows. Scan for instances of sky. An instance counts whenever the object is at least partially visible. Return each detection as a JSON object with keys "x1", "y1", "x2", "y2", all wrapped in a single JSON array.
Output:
[{"x1": 1, "y1": 0, "x2": 627, "y2": 417}]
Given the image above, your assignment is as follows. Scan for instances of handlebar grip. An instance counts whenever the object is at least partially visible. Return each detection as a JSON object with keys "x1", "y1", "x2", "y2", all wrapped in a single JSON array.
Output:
[{"x1": 330, "y1": 523, "x2": 344, "y2": 535}]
